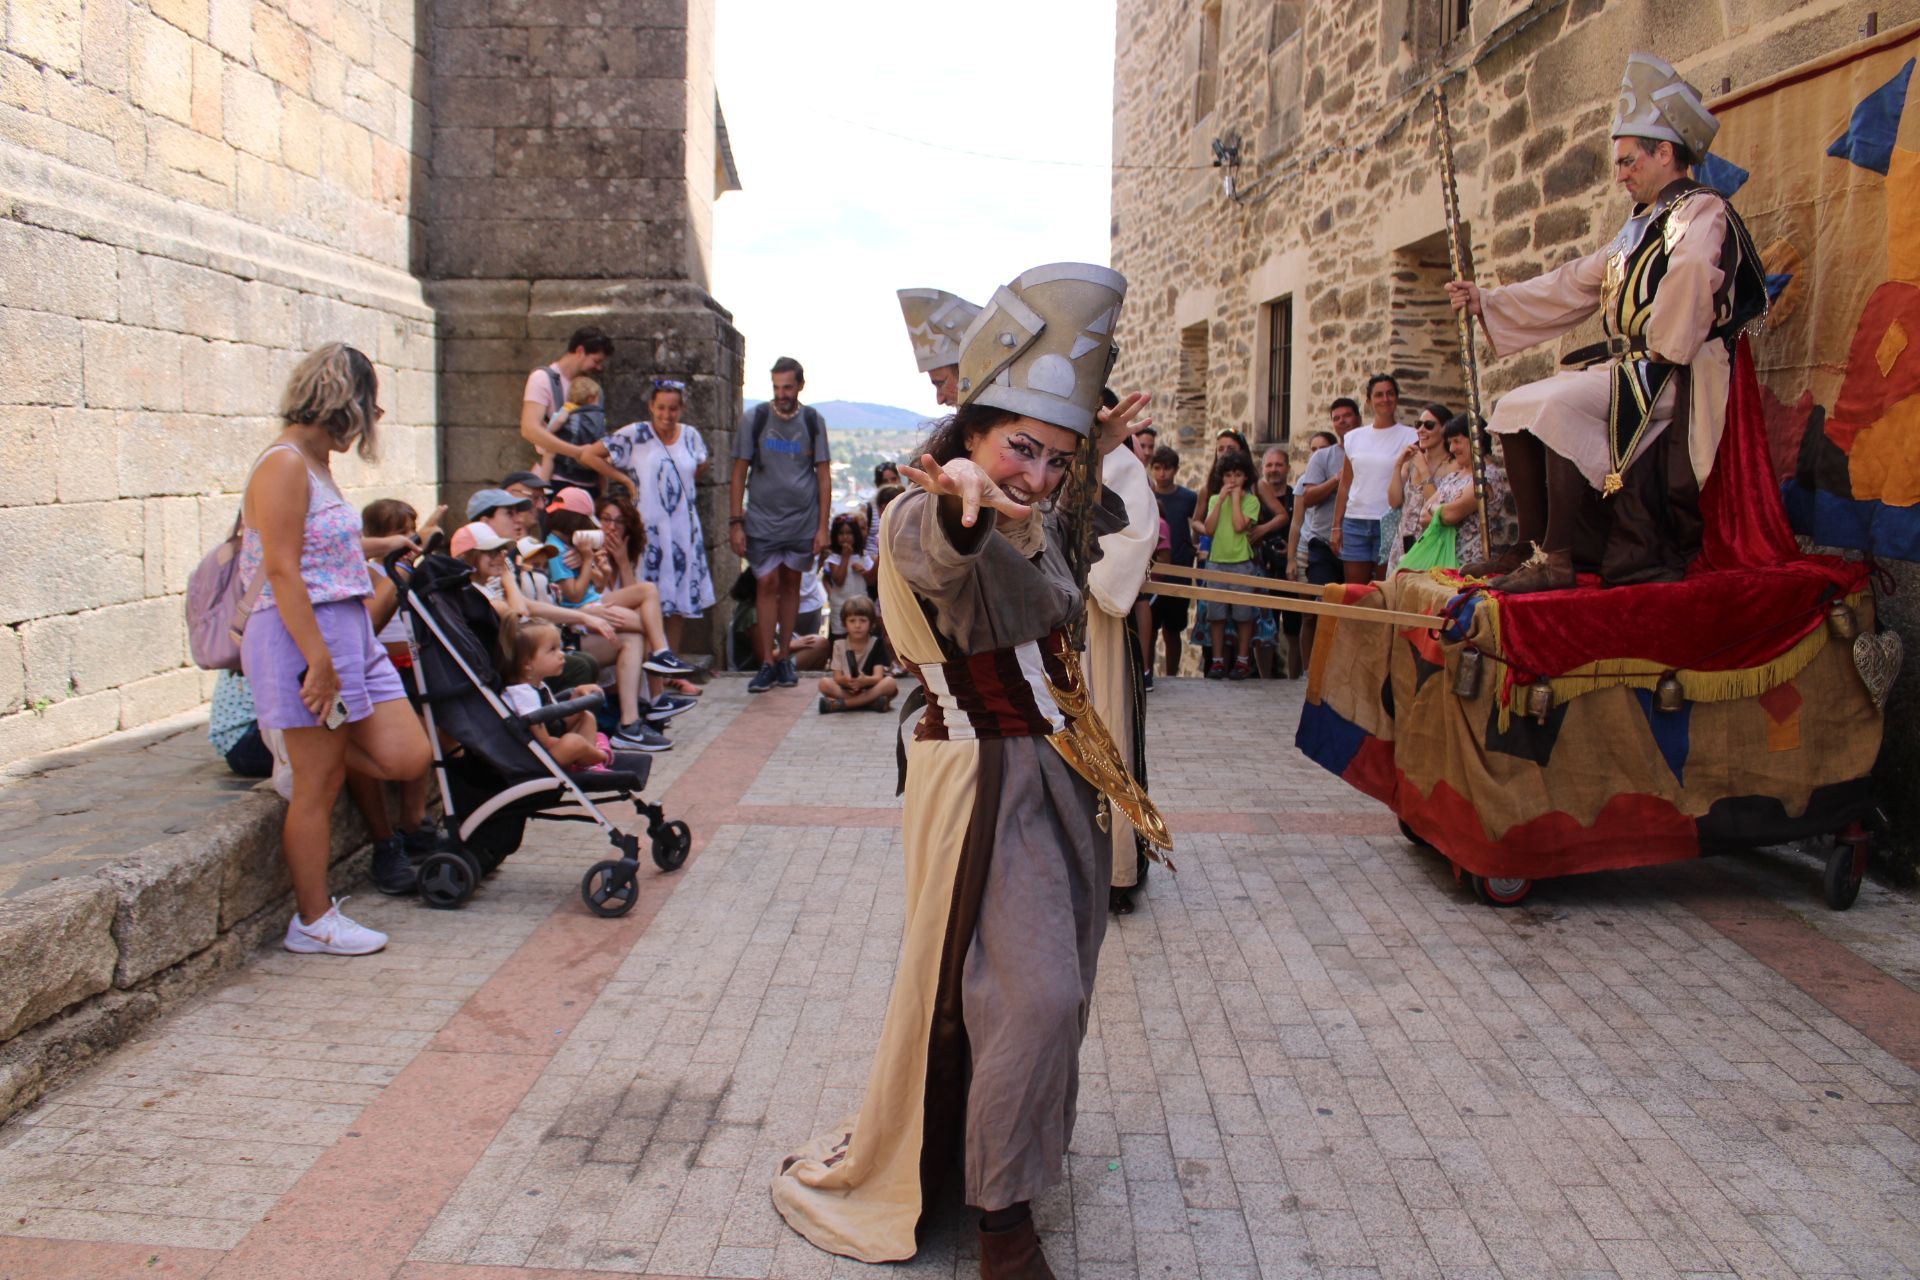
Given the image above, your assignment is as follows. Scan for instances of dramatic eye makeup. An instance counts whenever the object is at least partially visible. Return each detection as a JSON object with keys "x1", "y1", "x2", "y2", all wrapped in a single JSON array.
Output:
[{"x1": 1003, "y1": 431, "x2": 1074, "y2": 469}]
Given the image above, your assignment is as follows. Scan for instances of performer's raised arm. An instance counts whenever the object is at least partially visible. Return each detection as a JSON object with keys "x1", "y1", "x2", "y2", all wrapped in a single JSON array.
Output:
[{"x1": 1452, "y1": 247, "x2": 1610, "y2": 358}]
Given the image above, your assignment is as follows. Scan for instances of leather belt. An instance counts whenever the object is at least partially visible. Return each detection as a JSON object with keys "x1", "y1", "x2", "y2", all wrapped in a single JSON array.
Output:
[{"x1": 1561, "y1": 334, "x2": 1660, "y2": 369}]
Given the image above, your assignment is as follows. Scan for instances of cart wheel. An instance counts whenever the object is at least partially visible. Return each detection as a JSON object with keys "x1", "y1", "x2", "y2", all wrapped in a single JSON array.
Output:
[
  {"x1": 651, "y1": 820, "x2": 692, "y2": 872},
  {"x1": 582, "y1": 859, "x2": 639, "y2": 917},
  {"x1": 1823, "y1": 837, "x2": 1866, "y2": 911},
  {"x1": 1398, "y1": 819, "x2": 1433, "y2": 850},
  {"x1": 418, "y1": 852, "x2": 476, "y2": 910},
  {"x1": 1471, "y1": 874, "x2": 1533, "y2": 907}
]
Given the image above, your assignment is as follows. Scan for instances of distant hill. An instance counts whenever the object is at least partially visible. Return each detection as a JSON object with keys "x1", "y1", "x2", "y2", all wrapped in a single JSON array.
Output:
[{"x1": 743, "y1": 399, "x2": 932, "y2": 432}]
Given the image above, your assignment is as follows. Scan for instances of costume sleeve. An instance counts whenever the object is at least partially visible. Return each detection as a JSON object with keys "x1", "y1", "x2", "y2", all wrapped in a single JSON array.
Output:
[
  {"x1": 1478, "y1": 246, "x2": 1610, "y2": 357},
  {"x1": 1645, "y1": 195, "x2": 1727, "y2": 366},
  {"x1": 1089, "y1": 447, "x2": 1158, "y2": 617},
  {"x1": 887, "y1": 488, "x2": 995, "y2": 590}
]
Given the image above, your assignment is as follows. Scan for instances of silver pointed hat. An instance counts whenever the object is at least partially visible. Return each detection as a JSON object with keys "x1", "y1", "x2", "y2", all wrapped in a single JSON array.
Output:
[
  {"x1": 897, "y1": 288, "x2": 982, "y2": 373},
  {"x1": 1612, "y1": 52, "x2": 1718, "y2": 158},
  {"x1": 956, "y1": 263, "x2": 1127, "y2": 437}
]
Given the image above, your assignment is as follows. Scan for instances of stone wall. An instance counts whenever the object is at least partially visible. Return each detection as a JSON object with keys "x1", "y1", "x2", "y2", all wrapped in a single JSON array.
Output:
[
  {"x1": 1110, "y1": 0, "x2": 1920, "y2": 857},
  {"x1": 0, "y1": 0, "x2": 438, "y2": 767},
  {"x1": 424, "y1": 0, "x2": 743, "y2": 657}
]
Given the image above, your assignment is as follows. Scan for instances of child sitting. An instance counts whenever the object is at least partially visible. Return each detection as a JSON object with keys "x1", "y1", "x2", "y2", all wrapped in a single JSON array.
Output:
[
  {"x1": 817, "y1": 596, "x2": 898, "y2": 713},
  {"x1": 502, "y1": 620, "x2": 611, "y2": 769}
]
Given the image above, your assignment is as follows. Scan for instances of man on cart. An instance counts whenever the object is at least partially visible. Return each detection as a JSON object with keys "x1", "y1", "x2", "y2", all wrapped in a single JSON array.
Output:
[{"x1": 1447, "y1": 53, "x2": 1769, "y2": 592}]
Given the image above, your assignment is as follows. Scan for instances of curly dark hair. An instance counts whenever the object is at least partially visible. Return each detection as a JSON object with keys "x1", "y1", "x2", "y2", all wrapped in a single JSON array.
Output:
[
  {"x1": 1207, "y1": 449, "x2": 1256, "y2": 492},
  {"x1": 917, "y1": 402, "x2": 1024, "y2": 467},
  {"x1": 596, "y1": 492, "x2": 647, "y2": 576},
  {"x1": 827, "y1": 512, "x2": 863, "y2": 558}
]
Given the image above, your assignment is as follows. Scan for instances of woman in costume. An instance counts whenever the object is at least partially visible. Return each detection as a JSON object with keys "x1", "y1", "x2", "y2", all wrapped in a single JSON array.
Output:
[{"x1": 772, "y1": 263, "x2": 1167, "y2": 1280}]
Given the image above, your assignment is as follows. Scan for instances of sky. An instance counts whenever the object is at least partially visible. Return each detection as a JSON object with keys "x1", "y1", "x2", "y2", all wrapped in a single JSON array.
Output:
[{"x1": 712, "y1": 1, "x2": 1117, "y2": 416}]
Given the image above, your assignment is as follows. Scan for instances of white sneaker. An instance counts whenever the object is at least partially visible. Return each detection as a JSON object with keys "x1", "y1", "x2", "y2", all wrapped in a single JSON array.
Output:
[
  {"x1": 262, "y1": 727, "x2": 294, "y2": 801},
  {"x1": 284, "y1": 897, "x2": 387, "y2": 955}
]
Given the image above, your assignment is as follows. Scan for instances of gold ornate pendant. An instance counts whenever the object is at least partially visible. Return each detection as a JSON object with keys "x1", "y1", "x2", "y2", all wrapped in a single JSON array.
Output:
[
  {"x1": 1043, "y1": 645, "x2": 1175, "y2": 861},
  {"x1": 1602, "y1": 472, "x2": 1624, "y2": 498}
]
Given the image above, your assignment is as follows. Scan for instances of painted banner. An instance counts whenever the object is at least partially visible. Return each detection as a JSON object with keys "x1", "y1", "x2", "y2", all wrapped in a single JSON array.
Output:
[{"x1": 1705, "y1": 25, "x2": 1920, "y2": 560}]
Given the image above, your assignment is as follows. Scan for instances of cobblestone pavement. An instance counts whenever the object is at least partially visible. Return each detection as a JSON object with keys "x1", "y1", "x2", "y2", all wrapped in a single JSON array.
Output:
[
  {"x1": 2, "y1": 676, "x2": 1919, "y2": 1279},
  {"x1": 0, "y1": 707, "x2": 255, "y2": 899}
]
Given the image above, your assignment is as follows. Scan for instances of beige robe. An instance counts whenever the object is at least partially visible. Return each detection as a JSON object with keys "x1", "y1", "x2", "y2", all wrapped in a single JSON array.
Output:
[
  {"x1": 1087, "y1": 447, "x2": 1158, "y2": 888},
  {"x1": 1481, "y1": 191, "x2": 1730, "y2": 490}
]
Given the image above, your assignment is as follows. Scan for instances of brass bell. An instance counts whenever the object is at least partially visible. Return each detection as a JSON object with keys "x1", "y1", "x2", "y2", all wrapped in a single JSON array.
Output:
[
  {"x1": 1528, "y1": 680, "x2": 1553, "y2": 725},
  {"x1": 1452, "y1": 647, "x2": 1484, "y2": 699},
  {"x1": 1828, "y1": 601, "x2": 1858, "y2": 641},
  {"x1": 1654, "y1": 671, "x2": 1685, "y2": 713}
]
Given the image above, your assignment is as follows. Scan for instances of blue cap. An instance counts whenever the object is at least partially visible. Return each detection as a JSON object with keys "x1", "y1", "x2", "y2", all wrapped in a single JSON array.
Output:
[{"x1": 465, "y1": 487, "x2": 530, "y2": 520}]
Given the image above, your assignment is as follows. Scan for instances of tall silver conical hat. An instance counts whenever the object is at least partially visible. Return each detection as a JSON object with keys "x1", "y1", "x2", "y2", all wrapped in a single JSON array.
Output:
[
  {"x1": 956, "y1": 263, "x2": 1126, "y2": 437},
  {"x1": 897, "y1": 288, "x2": 982, "y2": 373},
  {"x1": 1612, "y1": 52, "x2": 1718, "y2": 159}
]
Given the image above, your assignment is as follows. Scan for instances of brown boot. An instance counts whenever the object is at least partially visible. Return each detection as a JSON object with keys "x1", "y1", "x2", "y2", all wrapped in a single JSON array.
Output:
[
  {"x1": 979, "y1": 1217, "x2": 1055, "y2": 1280},
  {"x1": 1460, "y1": 544, "x2": 1528, "y2": 579},
  {"x1": 1489, "y1": 547, "x2": 1575, "y2": 595}
]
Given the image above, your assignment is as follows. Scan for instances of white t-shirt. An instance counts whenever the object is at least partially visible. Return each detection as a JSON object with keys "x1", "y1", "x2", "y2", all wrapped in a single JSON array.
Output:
[
  {"x1": 799, "y1": 567, "x2": 827, "y2": 614},
  {"x1": 502, "y1": 683, "x2": 545, "y2": 717},
  {"x1": 823, "y1": 552, "x2": 875, "y2": 627},
  {"x1": 1342, "y1": 423, "x2": 1421, "y2": 520},
  {"x1": 523, "y1": 364, "x2": 567, "y2": 420}
]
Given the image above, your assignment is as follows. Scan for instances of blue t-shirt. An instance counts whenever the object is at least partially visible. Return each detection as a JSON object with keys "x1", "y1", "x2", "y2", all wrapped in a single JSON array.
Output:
[{"x1": 544, "y1": 534, "x2": 600, "y2": 605}]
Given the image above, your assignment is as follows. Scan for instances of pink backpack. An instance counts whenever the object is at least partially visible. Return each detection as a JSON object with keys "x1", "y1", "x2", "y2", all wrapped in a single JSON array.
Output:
[{"x1": 186, "y1": 520, "x2": 266, "y2": 671}]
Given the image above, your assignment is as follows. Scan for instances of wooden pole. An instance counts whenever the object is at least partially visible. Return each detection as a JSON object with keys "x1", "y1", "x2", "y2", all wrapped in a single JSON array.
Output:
[
  {"x1": 1148, "y1": 561, "x2": 1330, "y2": 598},
  {"x1": 1149, "y1": 579, "x2": 1443, "y2": 631},
  {"x1": 1432, "y1": 87, "x2": 1492, "y2": 542}
]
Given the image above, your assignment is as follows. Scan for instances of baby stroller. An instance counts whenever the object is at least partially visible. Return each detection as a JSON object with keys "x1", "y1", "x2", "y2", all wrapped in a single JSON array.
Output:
[{"x1": 389, "y1": 550, "x2": 691, "y2": 916}]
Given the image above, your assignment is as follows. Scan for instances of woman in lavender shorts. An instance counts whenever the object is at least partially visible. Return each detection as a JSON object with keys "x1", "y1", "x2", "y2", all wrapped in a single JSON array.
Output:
[{"x1": 240, "y1": 344, "x2": 430, "y2": 956}]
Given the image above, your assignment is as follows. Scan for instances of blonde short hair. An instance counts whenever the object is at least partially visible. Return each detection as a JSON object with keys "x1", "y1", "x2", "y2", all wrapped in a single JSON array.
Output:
[
  {"x1": 568, "y1": 375, "x2": 602, "y2": 406},
  {"x1": 280, "y1": 343, "x2": 381, "y2": 459}
]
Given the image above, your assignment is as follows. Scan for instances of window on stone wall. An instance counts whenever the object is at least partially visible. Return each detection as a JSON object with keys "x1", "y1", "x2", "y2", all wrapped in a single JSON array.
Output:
[
  {"x1": 1388, "y1": 231, "x2": 1471, "y2": 414},
  {"x1": 1450, "y1": 0, "x2": 1471, "y2": 37},
  {"x1": 1177, "y1": 321, "x2": 1211, "y2": 449},
  {"x1": 1400, "y1": 0, "x2": 1472, "y2": 70},
  {"x1": 1260, "y1": 2, "x2": 1305, "y2": 159},
  {"x1": 1193, "y1": 0, "x2": 1222, "y2": 124},
  {"x1": 1260, "y1": 297, "x2": 1293, "y2": 445}
]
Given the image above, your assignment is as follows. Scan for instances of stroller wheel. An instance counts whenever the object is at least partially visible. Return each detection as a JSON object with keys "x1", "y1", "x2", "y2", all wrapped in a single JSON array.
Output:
[
  {"x1": 582, "y1": 860, "x2": 640, "y2": 917},
  {"x1": 652, "y1": 820, "x2": 692, "y2": 872},
  {"x1": 418, "y1": 852, "x2": 477, "y2": 909}
]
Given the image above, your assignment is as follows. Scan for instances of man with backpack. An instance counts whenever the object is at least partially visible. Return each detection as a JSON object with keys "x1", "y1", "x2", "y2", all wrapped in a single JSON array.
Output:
[
  {"x1": 729, "y1": 356, "x2": 831, "y2": 693},
  {"x1": 518, "y1": 327, "x2": 625, "y2": 497}
]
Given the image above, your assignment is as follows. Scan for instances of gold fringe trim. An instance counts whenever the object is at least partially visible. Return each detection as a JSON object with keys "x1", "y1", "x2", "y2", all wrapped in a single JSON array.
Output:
[{"x1": 1489, "y1": 590, "x2": 1861, "y2": 730}]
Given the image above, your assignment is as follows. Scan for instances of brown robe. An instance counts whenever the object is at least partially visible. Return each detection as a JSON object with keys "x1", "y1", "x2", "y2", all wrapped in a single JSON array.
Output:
[{"x1": 770, "y1": 489, "x2": 1114, "y2": 1263}]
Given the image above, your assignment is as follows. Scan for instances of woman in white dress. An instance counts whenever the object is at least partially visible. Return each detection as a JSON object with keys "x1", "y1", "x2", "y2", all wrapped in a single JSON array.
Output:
[{"x1": 592, "y1": 379, "x2": 716, "y2": 650}]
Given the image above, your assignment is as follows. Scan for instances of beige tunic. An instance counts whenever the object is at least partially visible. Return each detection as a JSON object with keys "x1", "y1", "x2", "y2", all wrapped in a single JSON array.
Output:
[
  {"x1": 1481, "y1": 192, "x2": 1730, "y2": 490},
  {"x1": 1087, "y1": 447, "x2": 1157, "y2": 888}
]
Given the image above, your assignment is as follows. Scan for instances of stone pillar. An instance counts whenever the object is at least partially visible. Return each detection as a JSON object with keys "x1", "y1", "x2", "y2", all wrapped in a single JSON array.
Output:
[{"x1": 426, "y1": 0, "x2": 743, "y2": 659}]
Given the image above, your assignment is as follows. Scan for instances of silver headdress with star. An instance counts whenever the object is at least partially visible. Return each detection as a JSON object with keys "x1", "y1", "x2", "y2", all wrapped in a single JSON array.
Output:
[
  {"x1": 955, "y1": 263, "x2": 1126, "y2": 438},
  {"x1": 1612, "y1": 52, "x2": 1718, "y2": 159},
  {"x1": 897, "y1": 288, "x2": 982, "y2": 373}
]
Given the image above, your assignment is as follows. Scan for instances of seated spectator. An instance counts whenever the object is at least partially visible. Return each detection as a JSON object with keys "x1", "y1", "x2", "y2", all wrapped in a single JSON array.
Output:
[
  {"x1": 468, "y1": 488, "x2": 535, "y2": 544},
  {"x1": 821, "y1": 513, "x2": 875, "y2": 639},
  {"x1": 209, "y1": 669, "x2": 272, "y2": 777},
  {"x1": 817, "y1": 597, "x2": 897, "y2": 713},
  {"x1": 543, "y1": 489, "x2": 696, "y2": 680},
  {"x1": 789, "y1": 564, "x2": 833, "y2": 671},
  {"x1": 502, "y1": 620, "x2": 612, "y2": 769},
  {"x1": 502, "y1": 470, "x2": 549, "y2": 510}
]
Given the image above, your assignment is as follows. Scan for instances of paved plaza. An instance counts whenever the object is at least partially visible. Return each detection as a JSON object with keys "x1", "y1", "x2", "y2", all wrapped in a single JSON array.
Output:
[{"x1": 1, "y1": 677, "x2": 1919, "y2": 1279}]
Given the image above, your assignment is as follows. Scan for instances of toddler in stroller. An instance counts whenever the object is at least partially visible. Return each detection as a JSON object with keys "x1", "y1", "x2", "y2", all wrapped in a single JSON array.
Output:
[{"x1": 392, "y1": 551, "x2": 691, "y2": 915}]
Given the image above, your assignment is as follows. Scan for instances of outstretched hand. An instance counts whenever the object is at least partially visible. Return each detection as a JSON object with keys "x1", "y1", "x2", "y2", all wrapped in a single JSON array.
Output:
[
  {"x1": 899, "y1": 453, "x2": 1032, "y2": 528},
  {"x1": 1445, "y1": 280, "x2": 1482, "y2": 316},
  {"x1": 1096, "y1": 391, "x2": 1152, "y2": 454}
]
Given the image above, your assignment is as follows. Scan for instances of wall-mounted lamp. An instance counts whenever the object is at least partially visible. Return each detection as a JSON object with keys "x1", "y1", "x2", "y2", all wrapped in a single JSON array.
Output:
[{"x1": 1210, "y1": 133, "x2": 1243, "y2": 200}]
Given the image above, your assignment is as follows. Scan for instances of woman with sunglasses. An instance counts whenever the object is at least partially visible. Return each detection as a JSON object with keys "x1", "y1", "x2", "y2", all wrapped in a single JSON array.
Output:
[
  {"x1": 589, "y1": 377, "x2": 715, "y2": 653},
  {"x1": 1384, "y1": 401, "x2": 1454, "y2": 574}
]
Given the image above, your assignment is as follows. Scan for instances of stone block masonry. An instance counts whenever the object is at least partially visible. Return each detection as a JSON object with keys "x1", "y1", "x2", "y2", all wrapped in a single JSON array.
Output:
[
  {"x1": 2, "y1": 0, "x2": 745, "y2": 758},
  {"x1": 1109, "y1": 0, "x2": 1920, "y2": 854},
  {"x1": 0, "y1": 0, "x2": 438, "y2": 768}
]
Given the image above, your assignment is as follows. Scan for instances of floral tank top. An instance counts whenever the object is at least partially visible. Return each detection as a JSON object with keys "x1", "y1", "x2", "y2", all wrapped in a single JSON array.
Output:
[{"x1": 238, "y1": 443, "x2": 369, "y2": 610}]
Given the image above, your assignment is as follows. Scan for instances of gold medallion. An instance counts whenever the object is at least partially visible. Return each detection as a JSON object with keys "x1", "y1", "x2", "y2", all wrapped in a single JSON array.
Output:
[{"x1": 1602, "y1": 472, "x2": 1624, "y2": 497}]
